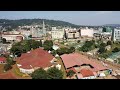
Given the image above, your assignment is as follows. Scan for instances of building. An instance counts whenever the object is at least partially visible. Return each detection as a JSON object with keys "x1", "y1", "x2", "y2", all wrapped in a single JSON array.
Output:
[
  {"x1": 2, "y1": 34, "x2": 25, "y2": 42},
  {"x1": 0, "y1": 57, "x2": 6, "y2": 64},
  {"x1": 16, "y1": 48, "x2": 56, "y2": 74},
  {"x1": 51, "y1": 27, "x2": 64, "y2": 39},
  {"x1": 112, "y1": 28, "x2": 120, "y2": 41},
  {"x1": 80, "y1": 27, "x2": 94, "y2": 37},
  {"x1": 67, "y1": 31, "x2": 80, "y2": 39},
  {"x1": 61, "y1": 53, "x2": 109, "y2": 79},
  {"x1": 30, "y1": 21, "x2": 47, "y2": 38},
  {"x1": 18, "y1": 30, "x2": 31, "y2": 39}
]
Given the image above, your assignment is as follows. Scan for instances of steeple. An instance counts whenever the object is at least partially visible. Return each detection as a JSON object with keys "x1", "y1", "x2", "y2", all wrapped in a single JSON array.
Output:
[{"x1": 43, "y1": 20, "x2": 46, "y2": 36}]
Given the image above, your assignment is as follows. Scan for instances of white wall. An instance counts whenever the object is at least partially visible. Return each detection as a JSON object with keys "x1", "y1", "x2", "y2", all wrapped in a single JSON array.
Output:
[
  {"x1": 80, "y1": 28, "x2": 94, "y2": 37},
  {"x1": 51, "y1": 30, "x2": 64, "y2": 39}
]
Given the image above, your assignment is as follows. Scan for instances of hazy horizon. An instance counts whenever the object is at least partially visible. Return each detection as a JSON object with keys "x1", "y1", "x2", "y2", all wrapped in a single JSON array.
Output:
[{"x1": 0, "y1": 11, "x2": 120, "y2": 26}]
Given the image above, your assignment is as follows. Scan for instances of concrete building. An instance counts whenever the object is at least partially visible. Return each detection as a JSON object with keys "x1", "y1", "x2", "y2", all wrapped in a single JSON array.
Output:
[
  {"x1": 112, "y1": 28, "x2": 120, "y2": 41},
  {"x1": 67, "y1": 31, "x2": 80, "y2": 39},
  {"x1": 2, "y1": 34, "x2": 25, "y2": 42},
  {"x1": 19, "y1": 30, "x2": 31, "y2": 39},
  {"x1": 16, "y1": 48, "x2": 56, "y2": 74},
  {"x1": 30, "y1": 21, "x2": 47, "y2": 38},
  {"x1": 51, "y1": 27, "x2": 64, "y2": 39},
  {"x1": 80, "y1": 27, "x2": 94, "y2": 37}
]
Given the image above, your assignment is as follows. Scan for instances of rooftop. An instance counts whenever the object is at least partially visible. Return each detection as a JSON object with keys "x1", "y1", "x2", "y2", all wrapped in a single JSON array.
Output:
[
  {"x1": 61, "y1": 53, "x2": 108, "y2": 72},
  {"x1": 17, "y1": 48, "x2": 54, "y2": 69}
]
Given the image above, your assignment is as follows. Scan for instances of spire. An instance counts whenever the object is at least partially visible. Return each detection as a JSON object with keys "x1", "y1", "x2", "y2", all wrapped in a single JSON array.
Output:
[{"x1": 43, "y1": 20, "x2": 46, "y2": 36}]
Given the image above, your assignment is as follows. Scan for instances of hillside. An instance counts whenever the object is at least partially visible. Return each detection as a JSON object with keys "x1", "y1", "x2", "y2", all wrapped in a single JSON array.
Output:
[
  {"x1": 103, "y1": 24, "x2": 120, "y2": 28},
  {"x1": 0, "y1": 19, "x2": 80, "y2": 29}
]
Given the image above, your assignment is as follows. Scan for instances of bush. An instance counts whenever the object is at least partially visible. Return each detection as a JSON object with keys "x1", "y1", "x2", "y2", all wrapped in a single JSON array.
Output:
[
  {"x1": 107, "y1": 41, "x2": 112, "y2": 45},
  {"x1": 31, "y1": 67, "x2": 63, "y2": 79},
  {"x1": 77, "y1": 40, "x2": 80, "y2": 43},
  {"x1": 31, "y1": 68, "x2": 48, "y2": 79},
  {"x1": 67, "y1": 70, "x2": 75, "y2": 77},
  {"x1": 112, "y1": 47, "x2": 120, "y2": 53},
  {"x1": 4, "y1": 64, "x2": 12, "y2": 71},
  {"x1": 47, "y1": 67, "x2": 63, "y2": 79}
]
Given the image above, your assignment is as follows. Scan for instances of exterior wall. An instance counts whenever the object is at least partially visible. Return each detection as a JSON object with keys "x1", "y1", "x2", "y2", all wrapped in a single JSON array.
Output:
[
  {"x1": 30, "y1": 27, "x2": 44, "y2": 38},
  {"x1": 19, "y1": 68, "x2": 34, "y2": 74},
  {"x1": 67, "y1": 32, "x2": 79, "y2": 39},
  {"x1": 112, "y1": 28, "x2": 120, "y2": 41},
  {"x1": 0, "y1": 61, "x2": 6, "y2": 64},
  {"x1": 2, "y1": 34, "x2": 25, "y2": 41},
  {"x1": 80, "y1": 28, "x2": 94, "y2": 37},
  {"x1": 81, "y1": 76, "x2": 96, "y2": 79},
  {"x1": 51, "y1": 30, "x2": 64, "y2": 39}
]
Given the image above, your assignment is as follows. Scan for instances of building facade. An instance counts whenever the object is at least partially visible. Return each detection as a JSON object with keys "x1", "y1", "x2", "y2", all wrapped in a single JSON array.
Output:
[
  {"x1": 112, "y1": 28, "x2": 120, "y2": 41},
  {"x1": 51, "y1": 27, "x2": 64, "y2": 39},
  {"x1": 80, "y1": 27, "x2": 94, "y2": 37}
]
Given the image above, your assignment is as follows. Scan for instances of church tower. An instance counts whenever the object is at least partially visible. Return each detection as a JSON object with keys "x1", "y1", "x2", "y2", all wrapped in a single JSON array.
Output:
[{"x1": 43, "y1": 20, "x2": 46, "y2": 36}]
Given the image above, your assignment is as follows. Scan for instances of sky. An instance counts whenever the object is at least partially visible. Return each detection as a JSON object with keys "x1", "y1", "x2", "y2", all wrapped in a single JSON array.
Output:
[{"x1": 0, "y1": 11, "x2": 120, "y2": 26}]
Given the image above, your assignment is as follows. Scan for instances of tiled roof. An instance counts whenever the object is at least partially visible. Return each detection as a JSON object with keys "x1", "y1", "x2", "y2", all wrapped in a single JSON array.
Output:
[
  {"x1": 17, "y1": 48, "x2": 54, "y2": 69},
  {"x1": 61, "y1": 53, "x2": 108, "y2": 71},
  {"x1": 0, "y1": 57, "x2": 6, "y2": 62},
  {"x1": 80, "y1": 68, "x2": 94, "y2": 77}
]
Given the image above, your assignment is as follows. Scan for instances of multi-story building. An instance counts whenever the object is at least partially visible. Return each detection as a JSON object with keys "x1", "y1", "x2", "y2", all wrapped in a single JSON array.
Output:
[
  {"x1": 80, "y1": 27, "x2": 94, "y2": 37},
  {"x1": 112, "y1": 28, "x2": 120, "y2": 41},
  {"x1": 51, "y1": 27, "x2": 64, "y2": 39},
  {"x1": 2, "y1": 34, "x2": 25, "y2": 42},
  {"x1": 67, "y1": 31, "x2": 80, "y2": 39}
]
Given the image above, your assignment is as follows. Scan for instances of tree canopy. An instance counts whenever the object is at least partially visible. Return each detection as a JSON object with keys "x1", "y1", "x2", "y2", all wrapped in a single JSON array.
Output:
[
  {"x1": 10, "y1": 40, "x2": 42, "y2": 57},
  {"x1": 67, "y1": 70, "x2": 75, "y2": 77},
  {"x1": 47, "y1": 67, "x2": 63, "y2": 79},
  {"x1": 31, "y1": 67, "x2": 63, "y2": 79},
  {"x1": 31, "y1": 68, "x2": 48, "y2": 79},
  {"x1": 43, "y1": 40, "x2": 53, "y2": 51}
]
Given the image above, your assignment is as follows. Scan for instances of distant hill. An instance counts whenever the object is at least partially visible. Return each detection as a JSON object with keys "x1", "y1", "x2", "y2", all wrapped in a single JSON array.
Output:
[
  {"x1": 103, "y1": 24, "x2": 120, "y2": 28},
  {"x1": 0, "y1": 19, "x2": 80, "y2": 29}
]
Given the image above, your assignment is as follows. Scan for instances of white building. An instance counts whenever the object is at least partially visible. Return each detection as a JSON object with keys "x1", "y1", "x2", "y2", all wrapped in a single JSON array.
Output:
[
  {"x1": 80, "y1": 27, "x2": 94, "y2": 37},
  {"x1": 112, "y1": 28, "x2": 120, "y2": 41},
  {"x1": 51, "y1": 27, "x2": 64, "y2": 39},
  {"x1": 2, "y1": 34, "x2": 25, "y2": 42},
  {"x1": 19, "y1": 30, "x2": 31, "y2": 38}
]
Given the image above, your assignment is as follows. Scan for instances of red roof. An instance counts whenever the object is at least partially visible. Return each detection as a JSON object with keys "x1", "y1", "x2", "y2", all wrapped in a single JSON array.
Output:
[
  {"x1": 17, "y1": 48, "x2": 54, "y2": 69},
  {"x1": 61, "y1": 53, "x2": 108, "y2": 72},
  {"x1": 80, "y1": 68, "x2": 94, "y2": 77},
  {"x1": 0, "y1": 57, "x2": 6, "y2": 62}
]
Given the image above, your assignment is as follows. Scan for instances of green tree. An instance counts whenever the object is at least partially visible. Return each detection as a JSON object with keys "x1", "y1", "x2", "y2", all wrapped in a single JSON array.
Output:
[
  {"x1": 98, "y1": 47, "x2": 106, "y2": 54},
  {"x1": 69, "y1": 47, "x2": 75, "y2": 53},
  {"x1": 4, "y1": 64, "x2": 12, "y2": 71},
  {"x1": 107, "y1": 41, "x2": 112, "y2": 45},
  {"x1": 10, "y1": 40, "x2": 42, "y2": 56},
  {"x1": 28, "y1": 35, "x2": 32, "y2": 38},
  {"x1": 112, "y1": 47, "x2": 120, "y2": 53},
  {"x1": 100, "y1": 42, "x2": 106, "y2": 47},
  {"x1": 43, "y1": 40, "x2": 53, "y2": 51},
  {"x1": 6, "y1": 57, "x2": 16, "y2": 65},
  {"x1": 77, "y1": 40, "x2": 81, "y2": 43},
  {"x1": 2, "y1": 38, "x2": 6, "y2": 44},
  {"x1": 67, "y1": 70, "x2": 75, "y2": 78},
  {"x1": 47, "y1": 67, "x2": 63, "y2": 79},
  {"x1": 31, "y1": 68, "x2": 48, "y2": 79},
  {"x1": 80, "y1": 40, "x2": 96, "y2": 52}
]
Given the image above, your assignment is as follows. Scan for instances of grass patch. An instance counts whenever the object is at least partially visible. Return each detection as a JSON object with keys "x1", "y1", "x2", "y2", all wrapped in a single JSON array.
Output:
[{"x1": 13, "y1": 65, "x2": 24, "y2": 77}]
